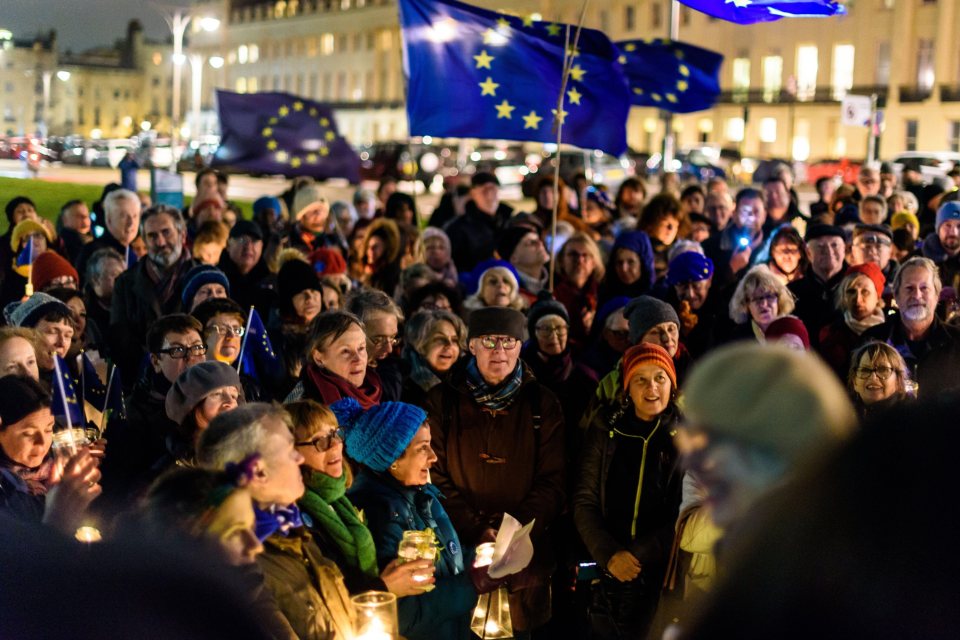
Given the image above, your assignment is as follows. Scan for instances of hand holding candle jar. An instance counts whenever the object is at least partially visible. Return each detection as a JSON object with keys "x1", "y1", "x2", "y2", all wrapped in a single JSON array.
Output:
[{"x1": 397, "y1": 529, "x2": 438, "y2": 591}]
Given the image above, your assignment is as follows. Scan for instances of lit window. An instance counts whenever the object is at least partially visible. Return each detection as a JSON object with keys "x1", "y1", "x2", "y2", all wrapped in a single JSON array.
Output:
[
  {"x1": 726, "y1": 117, "x2": 745, "y2": 142},
  {"x1": 831, "y1": 44, "x2": 855, "y2": 100},
  {"x1": 321, "y1": 34, "x2": 334, "y2": 55},
  {"x1": 760, "y1": 117, "x2": 777, "y2": 143},
  {"x1": 916, "y1": 39, "x2": 935, "y2": 91},
  {"x1": 250, "y1": 44, "x2": 259, "y2": 63},
  {"x1": 796, "y1": 46, "x2": 818, "y2": 101},
  {"x1": 238, "y1": 45, "x2": 248, "y2": 64},
  {"x1": 236, "y1": 77, "x2": 247, "y2": 93},
  {"x1": 762, "y1": 56, "x2": 782, "y2": 103},
  {"x1": 732, "y1": 57, "x2": 750, "y2": 101}
]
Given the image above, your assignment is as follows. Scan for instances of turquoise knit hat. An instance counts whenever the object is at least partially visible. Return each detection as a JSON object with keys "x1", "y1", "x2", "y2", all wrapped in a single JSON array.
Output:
[{"x1": 331, "y1": 398, "x2": 427, "y2": 472}]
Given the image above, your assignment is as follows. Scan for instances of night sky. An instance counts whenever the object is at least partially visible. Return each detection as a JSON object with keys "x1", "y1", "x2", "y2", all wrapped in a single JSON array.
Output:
[{"x1": 2, "y1": 0, "x2": 172, "y2": 52}]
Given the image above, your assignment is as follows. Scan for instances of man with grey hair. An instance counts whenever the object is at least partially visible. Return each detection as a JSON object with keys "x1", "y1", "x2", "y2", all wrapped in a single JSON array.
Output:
[
  {"x1": 75, "y1": 188, "x2": 141, "y2": 282},
  {"x1": 82, "y1": 247, "x2": 125, "y2": 343},
  {"x1": 863, "y1": 256, "x2": 960, "y2": 396},
  {"x1": 110, "y1": 205, "x2": 197, "y2": 386},
  {"x1": 197, "y1": 403, "x2": 431, "y2": 639}
]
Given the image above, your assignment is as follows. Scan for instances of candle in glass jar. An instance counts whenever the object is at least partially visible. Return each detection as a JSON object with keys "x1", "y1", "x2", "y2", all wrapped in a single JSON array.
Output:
[{"x1": 474, "y1": 542, "x2": 495, "y2": 567}]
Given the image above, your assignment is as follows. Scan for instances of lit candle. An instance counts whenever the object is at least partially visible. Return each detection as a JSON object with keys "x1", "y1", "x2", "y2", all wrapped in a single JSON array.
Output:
[
  {"x1": 474, "y1": 542, "x2": 495, "y2": 568},
  {"x1": 75, "y1": 526, "x2": 102, "y2": 544}
]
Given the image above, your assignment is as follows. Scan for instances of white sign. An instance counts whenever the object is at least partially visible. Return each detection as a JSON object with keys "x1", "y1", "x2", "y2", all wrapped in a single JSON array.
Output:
[{"x1": 841, "y1": 94, "x2": 872, "y2": 127}]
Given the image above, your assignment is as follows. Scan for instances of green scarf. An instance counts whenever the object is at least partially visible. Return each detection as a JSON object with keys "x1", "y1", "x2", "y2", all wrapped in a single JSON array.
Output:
[{"x1": 299, "y1": 471, "x2": 379, "y2": 578}]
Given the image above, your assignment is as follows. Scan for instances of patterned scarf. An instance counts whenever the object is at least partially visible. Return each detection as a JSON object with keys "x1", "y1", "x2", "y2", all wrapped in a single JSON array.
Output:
[
  {"x1": 304, "y1": 362, "x2": 382, "y2": 409},
  {"x1": 299, "y1": 471, "x2": 379, "y2": 578},
  {"x1": 844, "y1": 309, "x2": 886, "y2": 336},
  {"x1": 404, "y1": 347, "x2": 442, "y2": 393},
  {"x1": 254, "y1": 503, "x2": 304, "y2": 542},
  {"x1": 0, "y1": 450, "x2": 52, "y2": 496},
  {"x1": 143, "y1": 250, "x2": 191, "y2": 308},
  {"x1": 465, "y1": 358, "x2": 524, "y2": 412}
]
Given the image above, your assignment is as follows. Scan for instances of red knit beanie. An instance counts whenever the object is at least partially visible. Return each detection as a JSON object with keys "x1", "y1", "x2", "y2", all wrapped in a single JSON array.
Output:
[
  {"x1": 845, "y1": 262, "x2": 886, "y2": 297},
  {"x1": 622, "y1": 343, "x2": 677, "y2": 391},
  {"x1": 32, "y1": 251, "x2": 79, "y2": 291}
]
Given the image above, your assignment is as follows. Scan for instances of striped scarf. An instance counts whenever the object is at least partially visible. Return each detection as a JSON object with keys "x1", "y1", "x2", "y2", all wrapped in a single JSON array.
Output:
[{"x1": 465, "y1": 358, "x2": 524, "y2": 412}]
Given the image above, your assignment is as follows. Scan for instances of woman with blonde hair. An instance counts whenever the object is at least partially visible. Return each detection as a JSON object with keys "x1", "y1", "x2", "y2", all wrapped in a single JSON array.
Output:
[
  {"x1": 727, "y1": 264, "x2": 796, "y2": 342},
  {"x1": 462, "y1": 262, "x2": 528, "y2": 317},
  {"x1": 554, "y1": 231, "x2": 606, "y2": 349},
  {"x1": 846, "y1": 341, "x2": 912, "y2": 421}
]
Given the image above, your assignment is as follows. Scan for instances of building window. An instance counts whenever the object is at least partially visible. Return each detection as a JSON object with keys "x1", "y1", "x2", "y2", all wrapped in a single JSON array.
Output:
[
  {"x1": 760, "y1": 117, "x2": 777, "y2": 143},
  {"x1": 238, "y1": 45, "x2": 248, "y2": 64},
  {"x1": 905, "y1": 119, "x2": 918, "y2": 151},
  {"x1": 321, "y1": 34, "x2": 334, "y2": 55},
  {"x1": 796, "y1": 45, "x2": 818, "y2": 101},
  {"x1": 793, "y1": 119, "x2": 811, "y2": 161},
  {"x1": 876, "y1": 42, "x2": 891, "y2": 85},
  {"x1": 831, "y1": 44, "x2": 855, "y2": 100},
  {"x1": 652, "y1": 2, "x2": 662, "y2": 29},
  {"x1": 337, "y1": 71, "x2": 347, "y2": 99},
  {"x1": 306, "y1": 36, "x2": 318, "y2": 57},
  {"x1": 236, "y1": 77, "x2": 247, "y2": 93},
  {"x1": 950, "y1": 121, "x2": 960, "y2": 152},
  {"x1": 762, "y1": 55, "x2": 783, "y2": 102},
  {"x1": 732, "y1": 57, "x2": 750, "y2": 101},
  {"x1": 625, "y1": 6, "x2": 636, "y2": 31},
  {"x1": 916, "y1": 39, "x2": 935, "y2": 91},
  {"x1": 250, "y1": 44, "x2": 259, "y2": 63},
  {"x1": 726, "y1": 117, "x2": 745, "y2": 142}
]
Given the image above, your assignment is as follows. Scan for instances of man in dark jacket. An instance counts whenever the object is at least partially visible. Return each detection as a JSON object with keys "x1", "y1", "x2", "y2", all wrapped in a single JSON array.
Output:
[
  {"x1": 110, "y1": 205, "x2": 197, "y2": 388},
  {"x1": 920, "y1": 201, "x2": 960, "y2": 291},
  {"x1": 425, "y1": 307, "x2": 565, "y2": 634},
  {"x1": 75, "y1": 188, "x2": 140, "y2": 283},
  {"x1": 218, "y1": 220, "x2": 276, "y2": 313},
  {"x1": 788, "y1": 225, "x2": 848, "y2": 348},
  {"x1": 444, "y1": 172, "x2": 514, "y2": 274},
  {"x1": 863, "y1": 257, "x2": 960, "y2": 397},
  {"x1": 702, "y1": 188, "x2": 766, "y2": 290}
]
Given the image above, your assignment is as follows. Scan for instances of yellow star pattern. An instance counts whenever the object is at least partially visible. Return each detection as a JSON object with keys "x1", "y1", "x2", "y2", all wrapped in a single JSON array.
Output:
[
  {"x1": 552, "y1": 107, "x2": 568, "y2": 124},
  {"x1": 473, "y1": 50, "x2": 494, "y2": 69},
  {"x1": 675, "y1": 49, "x2": 685, "y2": 60},
  {"x1": 567, "y1": 87, "x2": 583, "y2": 105},
  {"x1": 651, "y1": 93, "x2": 662, "y2": 102},
  {"x1": 545, "y1": 23, "x2": 562, "y2": 37},
  {"x1": 278, "y1": 106, "x2": 290, "y2": 116},
  {"x1": 523, "y1": 110, "x2": 542, "y2": 129},
  {"x1": 569, "y1": 65, "x2": 586, "y2": 81},
  {"x1": 679, "y1": 64, "x2": 690, "y2": 77},
  {"x1": 290, "y1": 157, "x2": 302, "y2": 167},
  {"x1": 677, "y1": 79, "x2": 689, "y2": 92},
  {"x1": 495, "y1": 100, "x2": 515, "y2": 119},
  {"x1": 275, "y1": 151, "x2": 289, "y2": 162},
  {"x1": 633, "y1": 87, "x2": 644, "y2": 95},
  {"x1": 325, "y1": 131, "x2": 336, "y2": 141},
  {"x1": 522, "y1": 14, "x2": 538, "y2": 27},
  {"x1": 618, "y1": 55, "x2": 627, "y2": 64},
  {"x1": 266, "y1": 140, "x2": 278, "y2": 150},
  {"x1": 566, "y1": 46, "x2": 580, "y2": 58},
  {"x1": 309, "y1": 108, "x2": 318, "y2": 116},
  {"x1": 306, "y1": 153, "x2": 319, "y2": 163},
  {"x1": 320, "y1": 117, "x2": 330, "y2": 127},
  {"x1": 269, "y1": 117, "x2": 278, "y2": 124},
  {"x1": 666, "y1": 93, "x2": 678, "y2": 103},
  {"x1": 320, "y1": 147, "x2": 330, "y2": 156},
  {"x1": 624, "y1": 43, "x2": 637, "y2": 52},
  {"x1": 261, "y1": 127, "x2": 273, "y2": 137},
  {"x1": 496, "y1": 17, "x2": 510, "y2": 30},
  {"x1": 293, "y1": 101, "x2": 304, "y2": 111},
  {"x1": 479, "y1": 76, "x2": 499, "y2": 96}
]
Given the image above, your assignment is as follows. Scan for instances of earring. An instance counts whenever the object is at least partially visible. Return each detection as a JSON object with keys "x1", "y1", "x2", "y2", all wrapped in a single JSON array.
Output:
[{"x1": 390, "y1": 463, "x2": 399, "y2": 470}]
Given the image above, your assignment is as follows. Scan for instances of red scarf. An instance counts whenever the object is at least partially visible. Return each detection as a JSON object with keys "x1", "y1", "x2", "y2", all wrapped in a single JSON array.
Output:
[{"x1": 304, "y1": 362, "x2": 382, "y2": 409}]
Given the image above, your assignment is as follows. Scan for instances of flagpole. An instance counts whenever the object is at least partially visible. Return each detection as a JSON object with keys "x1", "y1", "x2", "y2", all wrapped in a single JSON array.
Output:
[
  {"x1": 549, "y1": 0, "x2": 591, "y2": 292},
  {"x1": 661, "y1": 0, "x2": 681, "y2": 177},
  {"x1": 52, "y1": 356, "x2": 76, "y2": 455},
  {"x1": 236, "y1": 306, "x2": 255, "y2": 372},
  {"x1": 100, "y1": 365, "x2": 116, "y2": 436},
  {"x1": 77, "y1": 353, "x2": 87, "y2": 425},
  {"x1": 24, "y1": 237, "x2": 34, "y2": 298}
]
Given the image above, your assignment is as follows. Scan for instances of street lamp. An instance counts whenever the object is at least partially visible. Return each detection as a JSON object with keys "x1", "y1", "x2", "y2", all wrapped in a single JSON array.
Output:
[{"x1": 156, "y1": 3, "x2": 219, "y2": 164}]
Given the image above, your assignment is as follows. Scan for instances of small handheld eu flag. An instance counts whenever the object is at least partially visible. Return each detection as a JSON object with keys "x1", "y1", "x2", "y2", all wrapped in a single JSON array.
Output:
[
  {"x1": 679, "y1": 0, "x2": 845, "y2": 24},
  {"x1": 617, "y1": 39, "x2": 723, "y2": 114}
]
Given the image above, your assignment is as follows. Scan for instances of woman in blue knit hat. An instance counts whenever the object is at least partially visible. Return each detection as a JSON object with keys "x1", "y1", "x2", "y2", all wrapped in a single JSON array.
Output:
[{"x1": 333, "y1": 397, "x2": 485, "y2": 640}]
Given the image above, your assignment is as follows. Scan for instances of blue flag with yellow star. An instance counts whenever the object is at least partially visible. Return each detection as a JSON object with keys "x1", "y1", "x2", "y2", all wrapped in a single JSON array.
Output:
[
  {"x1": 238, "y1": 308, "x2": 281, "y2": 384},
  {"x1": 398, "y1": 0, "x2": 630, "y2": 155},
  {"x1": 212, "y1": 90, "x2": 360, "y2": 182},
  {"x1": 51, "y1": 355, "x2": 84, "y2": 428},
  {"x1": 679, "y1": 0, "x2": 844, "y2": 24},
  {"x1": 617, "y1": 39, "x2": 722, "y2": 114}
]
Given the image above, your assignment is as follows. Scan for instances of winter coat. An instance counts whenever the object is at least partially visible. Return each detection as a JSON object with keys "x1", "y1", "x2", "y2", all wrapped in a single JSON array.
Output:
[
  {"x1": 218, "y1": 255, "x2": 277, "y2": 315},
  {"x1": 443, "y1": 201, "x2": 513, "y2": 274},
  {"x1": 348, "y1": 470, "x2": 477, "y2": 640},
  {"x1": 788, "y1": 265, "x2": 847, "y2": 349},
  {"x1": 862, "y1": 313, "x2": 960, "y2": 398},
  {"x1": 257, "y1": 528, "x2": 356, "y2": 640},
  {"x1": 424, "y1": 359, "x2": 565, "y2": 631},
  {"x1": 0, "y1": 466, "x2": 44, "y2": 524}
]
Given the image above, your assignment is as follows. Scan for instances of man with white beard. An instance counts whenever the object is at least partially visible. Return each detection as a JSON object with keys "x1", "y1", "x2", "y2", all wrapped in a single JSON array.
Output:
[{"x1": 863, "y1": 257, "x2": 960, "y2": 397}]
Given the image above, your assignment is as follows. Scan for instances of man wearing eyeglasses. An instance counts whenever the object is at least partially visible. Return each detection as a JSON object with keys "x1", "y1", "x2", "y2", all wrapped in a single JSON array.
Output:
[
  {"x1": 101, "y1": 314, "x2": 207, "y2": 509},
  {"x1": 425, "y1": 306, "x2": 565, "y2": 636},
  {"x1": 850, "y1": 224, "x2": 897, "y2": 299},
  {"x1": 788, "y1": 225, "x2": 849, "y2": 349}
]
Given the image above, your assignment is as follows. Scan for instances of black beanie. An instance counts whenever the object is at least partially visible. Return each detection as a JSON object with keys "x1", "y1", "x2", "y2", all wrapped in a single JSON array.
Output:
[
  {"x1": 5, "y1": 196, "x2": 35, "y2": 225},
  {"x1": 277, "y1": 259, "x2": 320, "y2": 315},
  {"x1": 0, "y1": 376, "x2": 51, "y2": 427},
  {"x1": 526, "y1": 292, "x2": 569, "y2": 338},
  {"x1": 497, "y1": 225, "x2": 535, "y2": 263},
  {"x1": 467, "y1": 307, "x2": 526, "y2": 341}
]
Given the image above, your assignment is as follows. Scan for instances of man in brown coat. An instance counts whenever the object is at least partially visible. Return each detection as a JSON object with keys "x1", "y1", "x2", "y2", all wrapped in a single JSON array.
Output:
[{"x1": 425, "y1": 307, "x2": 566, "y2": 635}]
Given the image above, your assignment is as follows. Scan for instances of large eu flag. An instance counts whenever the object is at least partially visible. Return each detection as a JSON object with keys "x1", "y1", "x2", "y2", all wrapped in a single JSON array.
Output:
[
  {"x1": 617, "y1": 39, "x2": 722, "y2": 114},
  {"x1": 399, "y1": 0, "x2": 630, "y2": 155},
  {"x1": 680, "y1": 0, "x2": 845, "y2": 24},
  {"x1": 212, "y1": 90, "x2": 360, "y2": 182}
]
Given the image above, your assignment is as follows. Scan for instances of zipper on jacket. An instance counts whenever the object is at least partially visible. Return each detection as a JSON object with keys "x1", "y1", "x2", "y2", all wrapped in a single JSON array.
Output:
[{"x1": 624, "y1": 418, "x2": 661, "y2": 540}]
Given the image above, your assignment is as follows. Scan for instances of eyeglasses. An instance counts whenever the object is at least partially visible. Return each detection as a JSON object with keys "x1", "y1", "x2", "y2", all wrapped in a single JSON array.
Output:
[
  {"x1": 855, "y1": 236, "x2": 892, "y2": 247},
  {"x1": 535, "y1": 325, "x2": 568, "y2": 337},
  {"x1": 157, "y1": 344, "x2": 207, "y2": 359},
  {"x1": 854, "y1": 365, "x2": 896, "y2": 380},
  {"x1": 748, "y1": 293, "x2": 778, "y2": 306},
  {"x1": 370, "y1": 335, "x2": 400, "y2": 348},
  {"x1": 479, "y1": 336, "x2": 518, "y2": 350},
  {"x1": 296, "y1": 429, "x2": 344, "y2": 452},
  {"x1": 208, "y1": 324, "x2": 245, "y2": 337}
]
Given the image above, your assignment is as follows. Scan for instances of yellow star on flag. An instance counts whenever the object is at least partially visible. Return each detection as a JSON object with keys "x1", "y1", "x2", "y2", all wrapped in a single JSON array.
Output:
[
  {"x1": 545, "y1": 23, "x2": 562, "y2": 37},
  {"x1": 569, "y1": 65, "x2": 586, "y2": 81},
  {"x1": 566, "y1": 46, "x2": 580, "y2": 58},
  {"x1": 479, "y1": 76, "x2": 499, "y2": 96},
  {"x1": 679, "y1": 64, "x2": 690, "y2": 77},
  {"x1": 552, "y1": 107, "x2": 568, "y2": 124},
  {"x1": 495, "y1": 100, "x2": 515, "y2": 119},
  {"x1": 624, "y1": 43, "x2": 637, "y2": 52},
  {"x1": 266, "y1": 140, "x2": 278, "y2": 150},
  {"x1": 325, "y1": 131, "x2": 336, "y2": 141},
  {"x1": 522, "y1": 14, "x2": 538, "y2": 27},
  {"x1": 675, "y1": 49, "x2": 685, "y2": 60},
  {"x1": 290, "y1": 157, "x2": 302, "y2": 167},
  {"x1": 496, "y1": 17, "x2": 510, "y2": 30},
  {"x1": 320, "y1": 147, "x2": 330, "y2": 156},
  {"x1": 275, "y1": 151, "x2": 289, "y2": 162},
  {"x1": 293, "y1": 101, "x2": 304, "y2": 111},
  {"x1": 269, "y1": 117, "x2": 278, "y2": 124},
  {"x1": 309, "y1": 108, "x2": 318, "y2": 116},
  {"x1": 666, "y1": 94, "x2": 678, "y2": 103},
  {"x1": 677, "y1": 79, "x2": 689, "y2": 92},
  {"x1": 523, "y1": 110, "x2": 542, "y2": 129},
  {"x1": 261, "y1": 127, "x2": 273, "y2": 137},
  {"x1": 473, "y1": 50, "x2": 494, "y2": 69},
  {"x1": 566, "y1": 87, "x2": 583, "y2": 105},
  {"x1": 306, "y1": 153, "x2": 318, "y2": 163},
  {"x1": 652, "y1": 93, "x2": 662, "y2": 102},
  {"x1": 633, "y1": 87, "x2": 644, "y2": 95},
  {"x1": 320, "y1": 117, "x2": 330, "y2": 127},
  {"x1": 278, "y1": 105, "x2": 290, "y2": 116},
  {"x1": 618, "y1": 55, "x2": 627, "y2": 64}
]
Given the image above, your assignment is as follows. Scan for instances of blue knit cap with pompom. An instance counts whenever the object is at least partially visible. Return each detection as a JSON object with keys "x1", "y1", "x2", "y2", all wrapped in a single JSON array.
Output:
[{"x1": 330, "y1": 398, "x2": 428, "y2": 472}]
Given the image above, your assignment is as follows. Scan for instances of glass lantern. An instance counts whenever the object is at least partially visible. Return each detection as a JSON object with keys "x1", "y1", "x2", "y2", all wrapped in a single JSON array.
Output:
[
  {"x1": 352, "y1": 591, "x2": 398, "y2": 640},
  {"x1": 397, "y1": 529, "x2": 438, "y2": 591},
  {"x1": 470, "y1": 586, "x2": 513, "y2": 639}
]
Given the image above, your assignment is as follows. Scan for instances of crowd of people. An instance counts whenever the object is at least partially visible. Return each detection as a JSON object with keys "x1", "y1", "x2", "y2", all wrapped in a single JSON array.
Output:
[{"x1": 0, "y1": 162, "x2": 957, "y2": 639}]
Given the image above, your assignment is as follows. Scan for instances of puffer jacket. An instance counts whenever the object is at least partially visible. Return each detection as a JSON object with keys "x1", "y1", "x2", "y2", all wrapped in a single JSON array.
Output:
[
  {"x1": 348, "y1": 470, "x2": 476, "y2": 640},
  {"x1": 257, "y1": 528, "x2": 355, "y2": 640},
  {"x1": 424, "y1": 358, "x2": 565, "y2": 631}
]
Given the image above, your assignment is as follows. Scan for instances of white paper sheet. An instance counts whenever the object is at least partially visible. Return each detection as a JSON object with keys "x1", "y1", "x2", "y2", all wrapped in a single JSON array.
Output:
[{"x1": 487, "y1": 513, "x2": 535, "y2": 579}]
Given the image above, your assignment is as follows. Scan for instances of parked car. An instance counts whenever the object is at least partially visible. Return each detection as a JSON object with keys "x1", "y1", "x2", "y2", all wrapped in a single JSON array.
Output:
[
  {"x1": 805, "y1": 158, "x2": 862, "y2": 185},
  {"x1": 889, "y1": 151, "x2": 960, "y2": 182}
]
